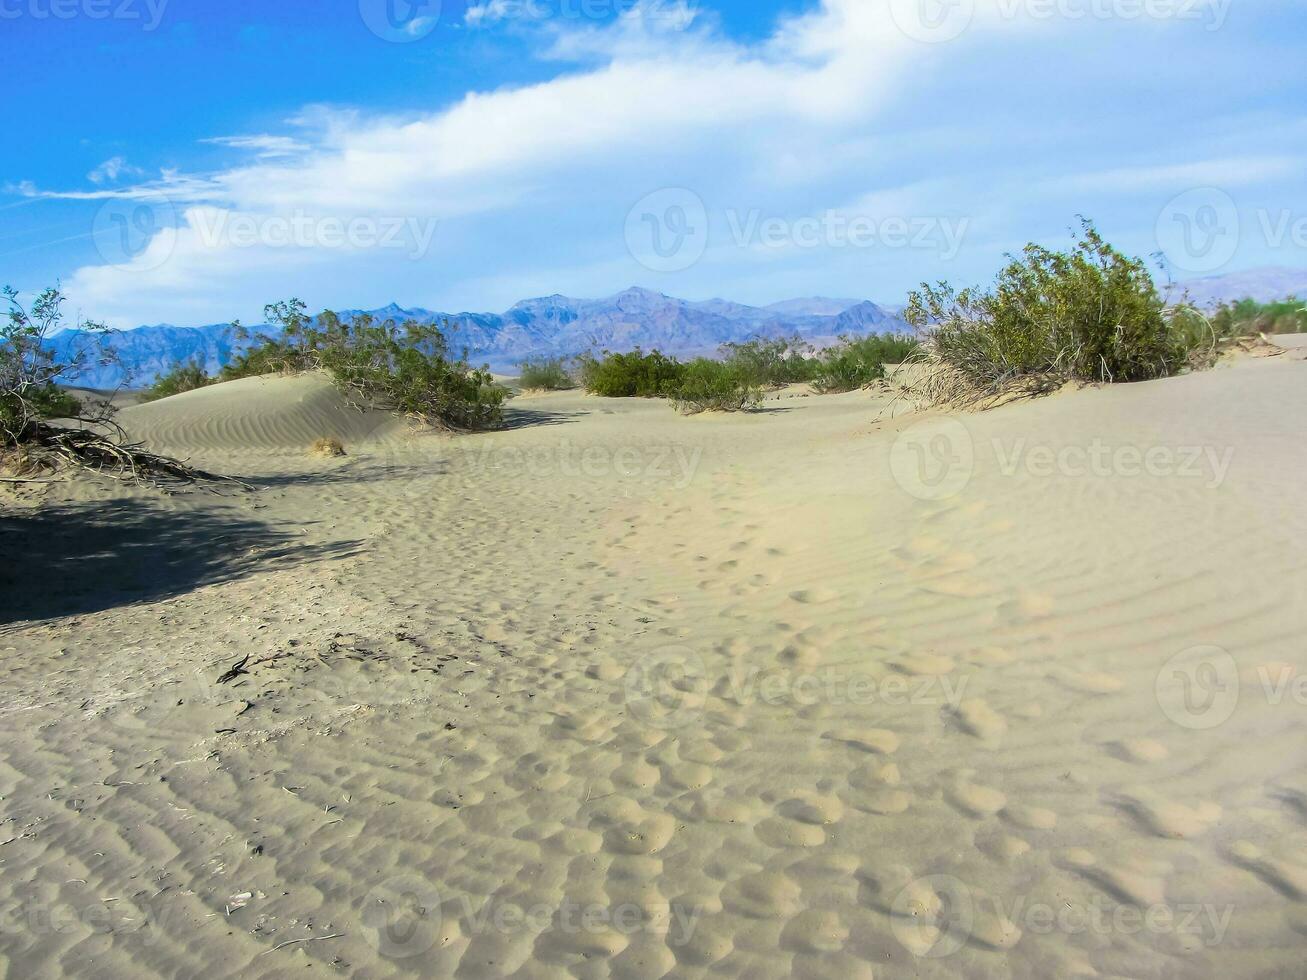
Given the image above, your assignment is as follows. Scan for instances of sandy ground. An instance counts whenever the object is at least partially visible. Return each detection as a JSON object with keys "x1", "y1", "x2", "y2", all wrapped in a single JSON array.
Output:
[{"x1": 2, "y1": 349, "x2": 1306, "y2": 978}]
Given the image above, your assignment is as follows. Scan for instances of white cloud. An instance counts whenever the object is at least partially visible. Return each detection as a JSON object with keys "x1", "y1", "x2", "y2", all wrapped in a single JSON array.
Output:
[
  {"x1": 26, "y1": 0, "x2": 1304, "y2": 328},
  {"x1": 87, "y1": 156, "x2": 142, "y2": 185},
  {"x1": 201, "y1": 135, "x2": 311, "y2": 159}
]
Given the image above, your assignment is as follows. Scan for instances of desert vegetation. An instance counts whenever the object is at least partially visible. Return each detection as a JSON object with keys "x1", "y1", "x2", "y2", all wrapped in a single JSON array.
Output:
[
  {"x1": 155, "y1": 301, "x2": 507, "y2": 430},
  {"x1": 516, "y1": 357, "x2": 576, "y2": 391},
  {"x1": 1, "y1": 286, "x2": 240, "y2": 488},
  {"x1": 904, "y1": 220, "x2": 1213, "y2": 406},
  {"x1": 1210, "y1": 297, "x2": 1307, "y2": 338},
  {"x1": 141, "y1": 360, "x2": 212, "y2": 402}
]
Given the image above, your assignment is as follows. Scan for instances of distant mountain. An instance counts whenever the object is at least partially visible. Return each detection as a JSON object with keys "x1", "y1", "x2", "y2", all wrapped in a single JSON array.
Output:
[
  {"x1": 50, "y1": 287, "x2": 907, "y2": 389},
  {"x1": 1175, "y1": 267, "x2": 1307, "y2": 308},
  {"x1": 764, "y1": 297, "x2": 865, "y2": 318}
]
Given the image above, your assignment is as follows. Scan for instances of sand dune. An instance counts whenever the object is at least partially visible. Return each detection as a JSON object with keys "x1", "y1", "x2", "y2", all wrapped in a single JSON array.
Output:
[
  {"x1": 2, "y1": 348, "x2": 1305, "y2": 978},
  {"x1": 117, "y1": 371, "x2": 409, "y2": 454}
]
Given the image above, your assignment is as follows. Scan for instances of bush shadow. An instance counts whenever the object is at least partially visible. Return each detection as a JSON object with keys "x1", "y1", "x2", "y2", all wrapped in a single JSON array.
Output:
[{"x1": 0, "y1": 499, "x2": 362, "y2": 626}]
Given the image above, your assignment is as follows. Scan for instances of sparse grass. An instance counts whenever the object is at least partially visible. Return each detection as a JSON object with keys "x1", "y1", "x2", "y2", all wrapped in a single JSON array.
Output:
[
  {"x1": 517, "y1": 357, "x2": 576, "y2": 391},
  {"x1": 310, "y1": 437, "x2": 346, "y2": 457},
  {"x1": 141, "y1": 361, "x2": 212, "y2": 402},
  {"x1": 904, "y1": 219, "x2": 1212, "y2": 407}
]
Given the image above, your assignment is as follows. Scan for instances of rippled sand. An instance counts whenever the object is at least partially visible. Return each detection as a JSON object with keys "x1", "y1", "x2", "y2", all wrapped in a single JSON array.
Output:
[{"x1": 2, "y1": 346, "x2": 1305, "y2": 978}]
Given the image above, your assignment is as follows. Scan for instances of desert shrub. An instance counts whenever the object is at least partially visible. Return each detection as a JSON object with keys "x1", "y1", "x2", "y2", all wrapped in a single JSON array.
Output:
[
  {"x1": 517, "y1": 357, "x2": 576, "y2": 391},
  {"x1": 229, "y1": 301, "x2": 507, "y2": 430},
  {"x1": 578, "y1": 349, "x2": 685, "y2": 398},
  {"x1": 0, "y1": 286, "x2": 238, "y2": 488},
  {"x1": 808, "y1": 333, "x2": 916, "y2": 393},
  {"x1": 1211, "y1": 297, "x2": 1307, "y2": 338},
  {"x1": 141, "y1": 361, "x2": 212, "y2": 402},
  {"x1": 668, "y1": 358, "x2": 763, "y2": 414},
  {"x1": 719, "y1": 335, "x2": 817, "y2": 387},
  {"x1": 310, "y1": 437, "x2": 346, "y2": 457},
  {"x1": 1, "y1": 286, "x2": 101, "y2": 447},
  {"x1": 905, "y1": 219, "x2": 1209, "y2": 404}
]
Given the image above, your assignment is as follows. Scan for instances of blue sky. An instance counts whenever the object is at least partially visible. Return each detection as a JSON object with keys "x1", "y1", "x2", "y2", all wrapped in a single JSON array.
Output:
[{"x1": 2, "y1": 0, "x2": 1304, "y2": 327}]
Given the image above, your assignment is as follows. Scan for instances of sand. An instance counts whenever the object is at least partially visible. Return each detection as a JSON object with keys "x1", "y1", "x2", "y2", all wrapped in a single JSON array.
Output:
[{"x1": 2, "y1": 348, "x2": 1306, "y2": 978}]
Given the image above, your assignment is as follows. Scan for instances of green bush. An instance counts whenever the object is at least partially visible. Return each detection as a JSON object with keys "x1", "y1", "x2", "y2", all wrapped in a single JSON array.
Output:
[
  {"x1": 905, "y1": 219, "x2": 1207, "y2": 402},
  {"x1": 578, "y1": 349, "x2": 685, "y2": 397},
  {"x1": 719, "y1": 335, "x2": 817, "y2": 387},
  {"x1": 808, "y1": 333, "x2": 917, "y2": 393},
  {"x1": 517, "y1": 357, "x2": 576, "y2": 391},
  {"x1": 668, "y1": 358, "x2": 763, "y2": 414},
  {"x1": 1211, "y1": 297, "x2": 1306, "y2": 338},
  {"x1": 141, "y1": 361, "x2": 212, "y2": 402},
  {"x1": 231, "y1": 301, "x2": 507, "y2": 430}
]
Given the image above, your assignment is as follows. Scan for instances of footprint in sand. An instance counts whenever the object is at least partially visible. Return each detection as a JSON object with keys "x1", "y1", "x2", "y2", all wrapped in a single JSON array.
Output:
[
  {"x1": 1112, "y1": 789, "x2": 1222, "y2": 839},
  {"x1": 1057, "y1": 848, "x2": 1170, "y2": 907},
  {"x1": 1227, "y1": 841, "x2": 1307, "y2": 900},
  {"x1": 953, "y1": 699, "x2": 1008, "y2": 741},
  {"x1": 823, "y1": 728, "x2": 900, "y2": 755},
  {"x1": 1105, "y1": 738, "x2": 1170, "y2": 764},
  {"x1": 789, "y1": 588, "x2": 842, "y2": 605},
  {"x1": 946, "y1": 779, "x2": 1007, "y2": 818}
]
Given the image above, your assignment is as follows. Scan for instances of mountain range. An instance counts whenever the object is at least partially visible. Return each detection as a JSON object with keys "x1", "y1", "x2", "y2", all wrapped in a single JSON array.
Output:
[
  {"x1": 49, "y1": 267, "x2": 1307, "y2": 389},
  {"x1": 50, "y1": 287, "x2": 908, "y2": 389}
]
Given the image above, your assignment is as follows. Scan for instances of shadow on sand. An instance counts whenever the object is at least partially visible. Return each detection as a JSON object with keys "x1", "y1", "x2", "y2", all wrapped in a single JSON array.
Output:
[
  {"x1": 0, "y1": 499, "x2": 361, "y2": 626},
  {"x1": 498, "y1": 405, "x2": 586, "y2": 431}
]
